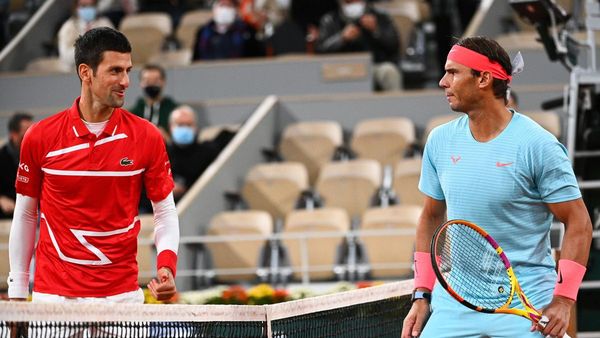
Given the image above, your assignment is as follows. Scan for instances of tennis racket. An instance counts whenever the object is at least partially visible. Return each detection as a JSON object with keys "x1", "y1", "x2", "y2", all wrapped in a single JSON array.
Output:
[{"x1": 430, "y1": 219, "x2": 571, "y2": 338}]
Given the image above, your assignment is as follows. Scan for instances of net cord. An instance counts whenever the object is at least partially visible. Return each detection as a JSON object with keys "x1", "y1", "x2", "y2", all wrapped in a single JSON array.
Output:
[{"x1": 0, "y1": 280, "x2": 414, "y2": 338}]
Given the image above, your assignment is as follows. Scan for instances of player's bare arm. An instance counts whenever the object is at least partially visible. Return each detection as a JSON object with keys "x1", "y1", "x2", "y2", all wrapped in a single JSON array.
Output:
[
  {"x1": 401, "y1": 196, "x2": 446, "y2": 338},
  {"x1": 537, "y1": 199, "x2": 592, "y2": 337}
]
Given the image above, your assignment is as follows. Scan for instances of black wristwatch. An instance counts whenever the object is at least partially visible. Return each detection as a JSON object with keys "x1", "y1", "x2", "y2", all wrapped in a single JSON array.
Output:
[{"x1": 411, "y1": 290, "x2": 431, "y2": 303}]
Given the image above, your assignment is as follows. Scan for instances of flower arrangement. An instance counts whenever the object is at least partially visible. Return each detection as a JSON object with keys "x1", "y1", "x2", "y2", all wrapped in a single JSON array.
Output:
[
  {"x1": 145, "y1": 281, "x2": 384, "y2": 305},
  {"x1": 205, "y1": 284, "x2": 290, "y2": 305}
]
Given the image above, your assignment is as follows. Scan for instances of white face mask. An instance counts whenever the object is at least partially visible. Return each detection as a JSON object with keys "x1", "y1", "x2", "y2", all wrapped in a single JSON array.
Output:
[
  {"x1": 342, "y1": 2, "x2": 365, "y2": 20},
  {"x1": 276, "y1": 0, "x2": 291, "y2": 10},
  {"x1": 213, "y1": 6, "x2": 236, "y2": 25}
]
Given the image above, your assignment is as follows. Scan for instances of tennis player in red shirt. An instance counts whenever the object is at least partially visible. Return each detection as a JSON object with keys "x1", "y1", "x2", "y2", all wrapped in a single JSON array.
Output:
[{"x1": 7, "y1": 27, "x2": 179, "y2": 303}]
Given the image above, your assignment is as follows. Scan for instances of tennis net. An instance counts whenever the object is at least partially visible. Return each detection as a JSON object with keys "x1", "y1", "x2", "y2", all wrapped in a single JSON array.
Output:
[{"x1": 0, "y1": 280, "x2": 413, "y2": 338}]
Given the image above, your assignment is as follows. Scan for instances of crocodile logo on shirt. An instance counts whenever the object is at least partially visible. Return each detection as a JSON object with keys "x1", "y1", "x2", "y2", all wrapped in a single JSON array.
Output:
[{"x1": 120, "y1": 157, "x2": 134, "y2": 166}]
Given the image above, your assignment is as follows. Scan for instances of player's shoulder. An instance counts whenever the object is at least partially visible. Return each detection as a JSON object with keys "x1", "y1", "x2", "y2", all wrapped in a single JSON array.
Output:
[
  {"x1": 120, "y1": 108, "x2": 158, "y2": 128},
  {"x1": 119, "y1": 108, "x2": 164, "y2": 138},
  {"x1": 25, "y1": 108, "x2": 70, "y2": 140},
  {"x1": 512, "y1": 112, "x2": 557, "y2": 143},
  {"x1": 428, "y1": 114, "x2": 467, "y2": 142}
]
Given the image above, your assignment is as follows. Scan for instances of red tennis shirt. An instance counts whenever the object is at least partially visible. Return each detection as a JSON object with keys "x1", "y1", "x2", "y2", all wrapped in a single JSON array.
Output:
[{"x1": 15, "y1": 98, "x2": 174, "y2": 297}]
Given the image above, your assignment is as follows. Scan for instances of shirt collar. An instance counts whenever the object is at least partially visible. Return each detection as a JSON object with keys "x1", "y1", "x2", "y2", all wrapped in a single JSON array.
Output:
[{"x1": 69, "y1": 97, "x2": 123, "y2": 138}]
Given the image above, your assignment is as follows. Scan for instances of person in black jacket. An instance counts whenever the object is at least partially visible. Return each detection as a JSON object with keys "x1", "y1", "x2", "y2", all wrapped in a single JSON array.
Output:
[
  {"x1": 316, "y1": 0, "x2": 401, "y2": 91},
  {"x1": 0, "y1": 112, "x2": 33, "y2": 219},
  {"x1": 167, "y1": 105, "x2": 235, "y2": 202}
]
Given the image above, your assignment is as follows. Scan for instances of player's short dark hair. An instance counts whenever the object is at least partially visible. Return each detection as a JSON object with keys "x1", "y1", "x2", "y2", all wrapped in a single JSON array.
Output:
[
  {"x1": 8, "y1": 112, "x2": 33, "y2": 133},
  {"x1": 455, "y1": 36, "x2": 512, "y2": 103},
  {"x1": 74, "y1": 27, "x2": 131, "y2": 77},
  {"x1": 140, "y1": 64, "x2": 166, "y2": 81}
]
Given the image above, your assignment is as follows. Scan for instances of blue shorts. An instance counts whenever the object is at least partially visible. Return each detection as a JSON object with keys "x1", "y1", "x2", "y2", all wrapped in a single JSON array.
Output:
[{"x1": 420, "y1": 287, "x2": 548, "y2": 338}]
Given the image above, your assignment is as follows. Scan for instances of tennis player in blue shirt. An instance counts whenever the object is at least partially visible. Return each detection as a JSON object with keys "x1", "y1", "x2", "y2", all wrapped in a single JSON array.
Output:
[{"x1": 401, "y1": 36, "x2": 592, "y2": 338}]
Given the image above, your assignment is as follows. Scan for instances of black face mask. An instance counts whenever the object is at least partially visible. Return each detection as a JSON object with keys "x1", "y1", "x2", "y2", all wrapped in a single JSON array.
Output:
[{"x1": 144, "y1": 85, "x2": 162, "y2": 99}]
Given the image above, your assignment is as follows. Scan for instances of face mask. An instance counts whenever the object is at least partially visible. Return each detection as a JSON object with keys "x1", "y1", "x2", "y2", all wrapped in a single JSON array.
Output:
[
  {"x1": 214, "y1": 6, "x2": 236, "y2": 26},
  {"x1": 171, "y1": 126, "x2": 195, "y2": 145},
  {"x1": 143, "y1": 85, "x2": 162, "y2": 99},
  {"x1": 78, "y1": 6, "x2": 97, "y2": 23},
  {"x1": 342, "y1": 2, "x2": 365, "y2": 20},
  {"x1": 276, "y1": 0, "x2": 291, "y2": 10}
]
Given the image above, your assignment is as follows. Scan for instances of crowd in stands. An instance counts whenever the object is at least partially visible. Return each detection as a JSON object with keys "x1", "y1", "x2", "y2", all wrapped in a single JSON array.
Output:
[{"x1": 1, "y1": 0, "x2": 482, "y2": 91}]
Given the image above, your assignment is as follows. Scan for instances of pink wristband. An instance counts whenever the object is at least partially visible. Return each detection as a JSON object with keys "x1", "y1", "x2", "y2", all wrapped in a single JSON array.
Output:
[
  {"x1": 414, "y1": 251, "x2": 436, "y2": 290},
  {"x1": 554, "y1": 259, "x2": 586, "y2": 301}
]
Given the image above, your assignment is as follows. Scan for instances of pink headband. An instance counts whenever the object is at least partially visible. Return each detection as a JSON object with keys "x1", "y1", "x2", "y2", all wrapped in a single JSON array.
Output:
[{"x1": 447, "y1": 45, "x2": 512, "y2": 82}]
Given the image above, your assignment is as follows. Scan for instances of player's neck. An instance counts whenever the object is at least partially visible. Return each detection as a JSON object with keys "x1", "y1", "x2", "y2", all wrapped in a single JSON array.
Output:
[
  {"x1": 467, "y1": 99, "x2": 513, "y2": 143},
  {"x1": 78, "y1": 97, "x2": 114, "y2": 123}
]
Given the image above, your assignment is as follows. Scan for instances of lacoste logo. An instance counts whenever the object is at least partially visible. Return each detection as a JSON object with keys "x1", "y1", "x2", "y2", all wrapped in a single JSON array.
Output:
[
  {"x1": 120, "y1": 157, "x2": 134, "y2": 166},
  {"x1": 451, "y1": 155, "x2": 461, "y2": 164},
  {"x1": 496, "y1": 161, "x2": 513, "y2": 167}
]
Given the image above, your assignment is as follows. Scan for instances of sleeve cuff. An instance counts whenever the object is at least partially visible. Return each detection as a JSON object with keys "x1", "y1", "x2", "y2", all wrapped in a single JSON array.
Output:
[
  {"x1": 157, "y1": 250, "x2": 177, "y2": 278},
  {"x1": 7, "y1": 272, "x2": 30, "y2": 299}
]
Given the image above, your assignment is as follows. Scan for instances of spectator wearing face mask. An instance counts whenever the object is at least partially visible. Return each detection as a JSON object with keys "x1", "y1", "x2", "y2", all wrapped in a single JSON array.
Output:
[
  {"x1": 316, "y1": 0, "x2": 401, "y2": 91},
  {"x1": 167, "y1": 105, "x2": 235, "y2": 202},
  {"x1": 58, "y1": 0, "x2": 114, "y2": 69},
  {"x1": 129, "y1": 64, "x2": 178, "y2": 141},
  {"x1": 261, "y1": 0, "x2": 313, "y2": 56},
  {"x1": 192, "y1": 0, "x2": 265, "y2": 61}
]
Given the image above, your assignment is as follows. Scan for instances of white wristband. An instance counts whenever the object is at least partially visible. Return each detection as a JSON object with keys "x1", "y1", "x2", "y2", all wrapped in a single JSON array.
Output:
[{"x1": 7, "y1": 272, "x2": 30, "y2": 299}]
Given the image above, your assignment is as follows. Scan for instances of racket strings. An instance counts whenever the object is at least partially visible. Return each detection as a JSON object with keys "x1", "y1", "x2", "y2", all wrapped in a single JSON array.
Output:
[{"x1": 435, "y1": 223, "x2": 512, "y2": 310}]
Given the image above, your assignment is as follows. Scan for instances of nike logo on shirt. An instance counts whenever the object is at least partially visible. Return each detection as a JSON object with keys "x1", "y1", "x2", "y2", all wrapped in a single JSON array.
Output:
[{"x1": 496, "y1": 161, "x2": 513, "y2": 167}]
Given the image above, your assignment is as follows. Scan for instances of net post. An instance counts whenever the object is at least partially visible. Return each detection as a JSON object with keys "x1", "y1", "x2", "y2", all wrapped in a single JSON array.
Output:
[{"x1": 266, "y1": 304, "x2": 273, "y2": 338}]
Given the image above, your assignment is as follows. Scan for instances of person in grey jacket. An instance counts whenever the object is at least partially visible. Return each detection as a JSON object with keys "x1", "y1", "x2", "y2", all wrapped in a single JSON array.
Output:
[{"x1": 316, "y1": 0, "x2": 401, "y2": 91}]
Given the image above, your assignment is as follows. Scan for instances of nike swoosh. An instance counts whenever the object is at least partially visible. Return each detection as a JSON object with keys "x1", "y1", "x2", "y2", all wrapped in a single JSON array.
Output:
[
  {"x1": 557, "y1": 271, "x2": 563, "y2": 284},
  {"x1": 496, "y1": 162, "x2": 513, "y2": 167}
]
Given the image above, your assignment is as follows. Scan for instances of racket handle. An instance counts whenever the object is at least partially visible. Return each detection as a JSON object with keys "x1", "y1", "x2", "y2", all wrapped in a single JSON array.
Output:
[{"x1": 539, "y1": 316, "x2": 572, "y2": 338}]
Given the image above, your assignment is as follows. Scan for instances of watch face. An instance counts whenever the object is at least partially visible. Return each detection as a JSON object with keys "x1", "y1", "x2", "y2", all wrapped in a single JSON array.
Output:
[{"x1": 411, "y1": 291, "x2": 431, "y2": 302}]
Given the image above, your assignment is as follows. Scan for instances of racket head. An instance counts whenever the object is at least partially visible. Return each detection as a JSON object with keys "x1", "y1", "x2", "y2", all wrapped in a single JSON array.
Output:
[{"x1": 430, "y1": 219, "x2": 516, "y2": 313}]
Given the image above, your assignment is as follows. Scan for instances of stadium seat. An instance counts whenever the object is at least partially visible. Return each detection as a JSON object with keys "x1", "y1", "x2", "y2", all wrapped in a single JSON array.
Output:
[
  {"x1": 0, "y1": 219, "x2": 10, "y2": 289},
  {"x1": 359, "y1": 204, "x2": 421, "y2": 278},
  {"x1": 350, "y1": 117, "x2": 416, "y2": 167},
  {"x1": 374, "y1": 0, "x2": 425, "y2": 53},
  {"x1": 25, "y1": 57, "x2": 71, "y2": 74},
  {"x1": 422, "y1": 113, "x2": 458, "y2": 145},
  {"x1": 390, "y1": 13, "x2": 415, "y2": 54},
  {"x1": 283, "y1": 208, "x2": 350, "y2": 281},
  {"x1": 119, "y1": 13, "x2": 172, "y2": 65},
  {"x1": 148, "y1": 49, "x2": 193, "y2": 68},
  {"x1": 316, "y1": 159, "x2": 381, "y2": 218},
  {"x1": 241, "y1": 162, "x2": 309, "y2": 220},
  {"x1": 523, "y1": 110, "x2": 561, "y2": 138},
  {"x1": 137, "y1": 214, "x2": 156, "y2": 286},
  {"x1": 176, "y1": 9, "x2": 213, "y2": 50},
  {"x1": 206, "y1": 210, "x2": 272, "y2": 282},
  {"x1": 198, "y1": 124, "x2": 240, "y2": 143},
  {"x1": 279, "y1": 121, "x2": 343, "y2": 185},
  {"x1": 393, "y1": 157, "x2": 424, "y2": 206}
]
